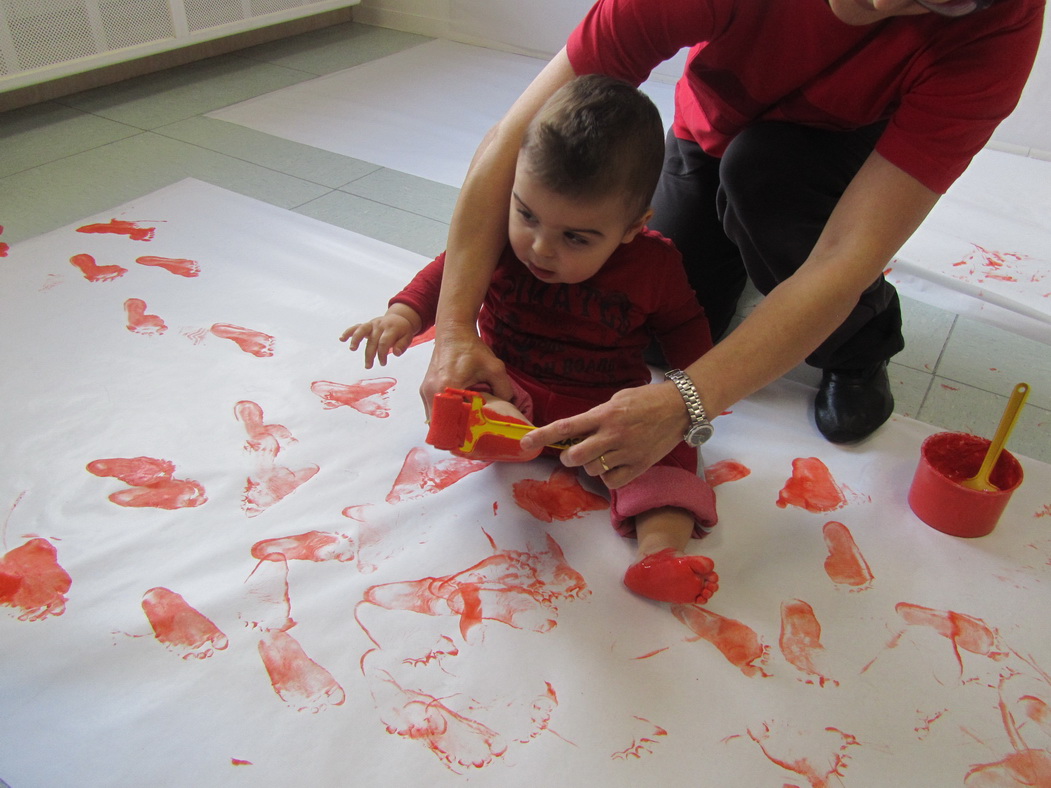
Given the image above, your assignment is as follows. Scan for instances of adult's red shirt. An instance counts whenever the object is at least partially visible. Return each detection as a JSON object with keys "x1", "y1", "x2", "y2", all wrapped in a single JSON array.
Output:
[{"x1": 567, "y1": 0, "x2": 1044, "y2": 193}]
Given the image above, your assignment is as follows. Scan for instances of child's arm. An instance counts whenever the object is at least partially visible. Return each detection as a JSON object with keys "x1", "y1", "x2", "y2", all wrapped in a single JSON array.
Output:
[{"x1": 341, "y1": 303, "x2": 423, "y2": 369}]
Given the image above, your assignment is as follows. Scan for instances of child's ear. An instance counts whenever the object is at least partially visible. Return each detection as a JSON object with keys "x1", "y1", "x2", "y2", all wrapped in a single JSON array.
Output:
[{"x1": 620, "y1": 207, "x2": 654, "y2": 244}]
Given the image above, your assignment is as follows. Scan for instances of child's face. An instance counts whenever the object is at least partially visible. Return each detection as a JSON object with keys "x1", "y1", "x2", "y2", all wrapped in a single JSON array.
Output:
[{"x1": 508, "y1": 160, "x2": 647, "y2": 285}]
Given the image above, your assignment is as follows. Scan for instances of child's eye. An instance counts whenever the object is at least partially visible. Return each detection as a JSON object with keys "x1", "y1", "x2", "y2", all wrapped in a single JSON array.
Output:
[
  {"x1": 564, "y1": 232, "x2": 588, "y2": 246},
  {"x1": 517, "y1": 209, "x2": 537, "y2": 224}
]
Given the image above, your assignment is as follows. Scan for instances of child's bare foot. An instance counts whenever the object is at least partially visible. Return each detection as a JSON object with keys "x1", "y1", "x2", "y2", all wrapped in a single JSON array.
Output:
[{"x1": 623, "y1": 548, "x2": 719, "y2": 604}]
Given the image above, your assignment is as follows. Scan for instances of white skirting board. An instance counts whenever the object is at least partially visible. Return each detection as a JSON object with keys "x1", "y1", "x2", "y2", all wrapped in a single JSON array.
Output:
[{"x1": 2, "y1": 179, "x2": 1051, "y2": 786}]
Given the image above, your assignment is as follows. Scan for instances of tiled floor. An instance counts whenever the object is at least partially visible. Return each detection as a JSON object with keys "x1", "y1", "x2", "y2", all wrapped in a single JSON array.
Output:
[{"x1": 2, "y1": 20, "x2": 1048, "y2": 463}]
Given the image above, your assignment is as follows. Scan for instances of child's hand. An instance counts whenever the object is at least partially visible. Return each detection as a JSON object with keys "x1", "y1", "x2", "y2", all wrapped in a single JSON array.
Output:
[{"x1": 340, "y1": 307, "x2": 420, "y2": 369}]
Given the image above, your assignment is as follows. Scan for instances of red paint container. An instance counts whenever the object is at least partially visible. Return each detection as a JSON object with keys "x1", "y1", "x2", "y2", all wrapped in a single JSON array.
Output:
[{"x1": 908, "y1": 432, "x2": 1024, "y2": 537}]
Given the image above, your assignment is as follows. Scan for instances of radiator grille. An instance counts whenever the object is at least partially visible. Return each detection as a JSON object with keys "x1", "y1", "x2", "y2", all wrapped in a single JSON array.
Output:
[{"x1": 6, "y1": 0, "x2": 96, "y2": 71}]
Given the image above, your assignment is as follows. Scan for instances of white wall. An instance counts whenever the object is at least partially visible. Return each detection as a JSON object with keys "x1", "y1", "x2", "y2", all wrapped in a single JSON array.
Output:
[{"x1": 354, "y1": 0, "x2": 1049, "y2": 156}]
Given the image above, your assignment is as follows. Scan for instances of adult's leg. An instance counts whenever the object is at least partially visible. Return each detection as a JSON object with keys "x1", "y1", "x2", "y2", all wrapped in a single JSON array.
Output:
[
  {"x1": 717, "y1": 121, "x2": 902, "y2": 442},
  {"x1": 650, "y1": 129, "x2": 746, "y2": 340}
]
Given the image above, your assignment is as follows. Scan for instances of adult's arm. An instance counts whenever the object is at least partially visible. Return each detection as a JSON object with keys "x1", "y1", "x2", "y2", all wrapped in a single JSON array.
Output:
[
  {"x1": 420, "y1": 48, "x2": 579, "y2": 412},
  {"x1": 521, "y1": 150, "x2": 941, "y2": 487}
]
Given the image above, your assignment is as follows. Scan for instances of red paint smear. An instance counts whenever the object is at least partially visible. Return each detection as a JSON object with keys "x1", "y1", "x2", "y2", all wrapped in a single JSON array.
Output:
[
  {"x1": 776, "y1": 457, "x2": 847, "y2": 512},
  {"x1": 705, "y1": 459, "x2": 751, "y2": 487},
  {"x1": 747, "y1": 722, "x2": 859, "y2": 788},
  {"x1": 0, "y1": 538, "x2": 72, "y2": 621},
  {"x1": 311, "y1": 378, "x2": 396, "y2": 418},
  {"x1": 409, "y1": 325, "x2": 436, "y2": 347},
  {"x1": 251, "y1": 530, "x2": 355, "y2": 563},
  {"x1": 361, "y1": 533, "x2": 588, "y2": 640},
  {"x1": 822, "y1": 521, "x2": 873, "y2": 589},
  {"x1": 780, "y1": 599, "x2": 837, "y2": 686},
  {"x1": 896, "y1": 602, "x2": 1008, "y2": 661},
  {"x1": 230, "y1": 759, "x2": 252, "y2": 766},
  {"x1": 124, "y1": 298, "x2": 167, "y2": 335},
  {"x1": 512, "y1": 465, "x2": 608, "y2": 522},
  {"x1": 634, "y1": 647, "x2": 670, "y2": 660},
  {"x1": 69, "y1": 252, "x2": 127, "y2": 283},
  {"x1": 135, "y1": 255, "x2": 199, "y2": 277},
  {"x1": 671, "y1": 604, "x2": 770, "y2": 677},
  {"x1": 257, "y1": 629, "x2": 345, "y2": 712},
  {"x1": 86, "y1": 456, "x2": 207, "y2": 509},
  {"x1": 965, "y1": 750, "x2": 1051, "y2": 787},
  {"x1": 386, "y1": 447, "x2": 490, "y2": 504},
  {"x1": 77, "y1": 218, "x2": 156, "y2": 241},
  {"x1": 141, "y1": 587, "x2": 228, "y2": 659},
  {"x1": 235, "y1": 400, "x2": 296, "y2": 457},
  {"x1": 210, "y1": 323, "x2": 274, "y2": 357},
  {"x1": 0, "y1": 242, "x2": 9, "y2": 257}
]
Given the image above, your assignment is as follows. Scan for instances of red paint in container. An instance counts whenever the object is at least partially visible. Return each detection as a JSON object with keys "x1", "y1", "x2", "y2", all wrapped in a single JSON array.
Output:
[{"x1": 908, "y1": 432, "x2": 1023, "y2": 537}]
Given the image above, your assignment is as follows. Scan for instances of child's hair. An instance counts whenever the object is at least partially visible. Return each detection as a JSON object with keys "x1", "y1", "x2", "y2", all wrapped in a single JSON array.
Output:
[{"x1": 521, "y1": 74, "x2": 665, "y2": 222}]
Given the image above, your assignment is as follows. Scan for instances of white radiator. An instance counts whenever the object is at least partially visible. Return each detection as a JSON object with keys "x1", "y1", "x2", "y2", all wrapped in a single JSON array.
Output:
[{"x1": 0, "y1": 0, "x2": 357, "y2": 92}]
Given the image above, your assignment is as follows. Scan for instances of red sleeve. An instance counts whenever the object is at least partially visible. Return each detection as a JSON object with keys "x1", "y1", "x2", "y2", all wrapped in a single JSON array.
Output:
[
  {"x1": 389, "y1": 252, "x2": 445, "y2": 333},
  {"x1": 635, "y1": 231, "x2": 714, "y2": 369},
  {"x1": 566, "y1": 0, "x2": 719, "y2": 85},
  {"x1": 877, "y1": 2, "x2": 1045, "y2": 193}
]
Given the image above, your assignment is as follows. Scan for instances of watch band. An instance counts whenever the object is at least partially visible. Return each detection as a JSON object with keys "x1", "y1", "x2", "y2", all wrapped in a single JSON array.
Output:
[{"x1": 665, "y1": 368, "x2": 714, "y2": 446}]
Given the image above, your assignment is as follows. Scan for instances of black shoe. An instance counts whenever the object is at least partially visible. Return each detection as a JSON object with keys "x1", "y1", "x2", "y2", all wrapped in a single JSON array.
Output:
[{"x1": 814, "y1": 361, "x2": 893, "y2": 444}]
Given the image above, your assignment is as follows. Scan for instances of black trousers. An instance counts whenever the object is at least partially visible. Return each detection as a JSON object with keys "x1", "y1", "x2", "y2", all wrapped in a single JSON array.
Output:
[{"x1": 649, "y1": 121, "x2": 904, "y2": 370}]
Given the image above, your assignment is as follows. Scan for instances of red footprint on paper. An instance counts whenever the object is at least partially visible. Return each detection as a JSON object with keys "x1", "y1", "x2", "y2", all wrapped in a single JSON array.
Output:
[
  {"x1": 240, "y1": 554, "x2": 295, "y2": 634},
  {"x1": 141, "y1": 587, "x2": 228, "y2": 659},
  {"x1": 704, "y1": 459, "x2": 751, "y2": 487},
  {"x1": 236, "y1": 401, "x2": 317, "y2": 516},
  {"x1": 258, "y1": 629, "x2": 345, "y2": 712},
  {"x1": 386, "y1": 447, "x2": 490, "y2": 504},
  {"x1": 776, "y1": 457, "x2": 847, "y2": 512},
  {"x1": 512, "y1": 465, "x2": 608, "y2": 522},
  {"x1": 671, "y1": 604, "x2": 771, "y2": 677},
  {"x1": 746, "y1": 720, "x2": 860, "y2": 788},
  {"x1": 235, "y1": 400, "x2": 296, "y2": 457},
  {"x1": 361, "y1": 532, "x2": 587, "y2": 641},
  {"x1": 251, "y1": 530, "x2": 356, "y2": 563},
  {"x1": 611, "y1": 716, "x2": 669, "y2": 760},
  {"x1": 895, "y1": 602, "x2": 1009, "y2": 662},
  {"x1": 77, "y1": 218, "x2": 155, "y2": 241},
  {"x1": 368, "y1": 668, "x2": 507, "y2": 772},
  {"x1": 0, "y1": 224, "x2": 8, "y2": 257},
  {"x1": 822, "y1": 521, "x2": 873, "y2": 590},
  {"x1": 124, "y1": 298, "x2": 167, "y2": 335},
  {"x1": 86, "y1": 456, "x2": 207, "y2": 509},
  {"x1": 70, "y1": 252, "x2": 127, "y2": 283},
  {"x1": 0, "y1": 538, "x2": 72, "y2": 621},
  {"x1": 135, "y1": 256, "x2": 199, "y2": 277},
  {"x1": 210, "y1": 323, "x2": 275, "y2": 357},
  {"x1": 780, "y1": 599, "x2": 837, "y2": 686},
  {"x1": 311, "y1": 378, "x2": 396, "y2": 418}
]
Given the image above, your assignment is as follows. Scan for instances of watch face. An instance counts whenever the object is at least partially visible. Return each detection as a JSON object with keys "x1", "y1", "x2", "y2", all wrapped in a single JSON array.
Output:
[{"x1": 686, "y1": 423, "x2": 714, "y2": 446}]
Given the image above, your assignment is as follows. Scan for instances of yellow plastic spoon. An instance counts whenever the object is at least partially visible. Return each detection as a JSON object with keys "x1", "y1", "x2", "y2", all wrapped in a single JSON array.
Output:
[{"x1": 960, "y1": 382, "x2": 1030, "y2": 492}]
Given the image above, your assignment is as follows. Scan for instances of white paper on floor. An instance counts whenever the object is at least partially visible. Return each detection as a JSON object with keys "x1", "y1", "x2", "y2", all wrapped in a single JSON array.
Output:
[
  {"x1": 2, "y1": 179, "x2": 1051, "y2": 787},
  {"x1": 890, "y1": 148, "x2": 1051, "y2": 345},
  {"x1": 207, "y1": 38, "x2": 676, "y2": 189}
]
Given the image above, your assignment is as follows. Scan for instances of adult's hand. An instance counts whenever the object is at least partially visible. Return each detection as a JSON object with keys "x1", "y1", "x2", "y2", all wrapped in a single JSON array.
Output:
[
  {"x1": 520, "y1": 381, "x2": 688, "y2": 489},
  {"x1": 420, "y1": 323, "x2": 515, "y2": 417}
]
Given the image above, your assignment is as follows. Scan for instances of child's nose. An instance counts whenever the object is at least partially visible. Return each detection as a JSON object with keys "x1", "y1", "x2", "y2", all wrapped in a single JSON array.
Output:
[{"x1": 532, "y1": 234, "x2": 556, "y2": 259}]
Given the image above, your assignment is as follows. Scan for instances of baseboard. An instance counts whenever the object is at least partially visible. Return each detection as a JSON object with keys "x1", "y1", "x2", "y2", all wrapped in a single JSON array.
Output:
[{"x1": 0, "y1": 6, "x2": 355, "y2": 113}]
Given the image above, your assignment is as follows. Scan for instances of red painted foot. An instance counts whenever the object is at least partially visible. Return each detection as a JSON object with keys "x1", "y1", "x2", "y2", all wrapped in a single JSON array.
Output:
[{"x1": 624, "y1": 548, "x2": 719, "y2": 604}]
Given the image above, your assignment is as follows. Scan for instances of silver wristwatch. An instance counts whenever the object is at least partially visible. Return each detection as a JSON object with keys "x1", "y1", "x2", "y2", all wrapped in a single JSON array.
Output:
[{"x1": 665, "y1": 368, "x2": 714, "y2": 447}]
